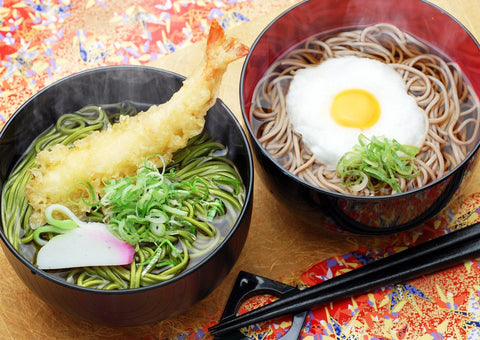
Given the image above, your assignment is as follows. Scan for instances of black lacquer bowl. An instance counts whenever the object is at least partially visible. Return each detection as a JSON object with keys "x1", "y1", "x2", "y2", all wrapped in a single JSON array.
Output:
[
  {"x1": 240, "y1": 0, "x2": 480, "y2": 234},
  {"x1": 0, "y1": 66, "x2": 254, "y2": 326}
]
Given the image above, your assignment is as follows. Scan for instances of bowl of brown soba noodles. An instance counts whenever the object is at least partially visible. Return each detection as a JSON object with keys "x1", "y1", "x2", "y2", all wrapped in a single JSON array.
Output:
[
  {"x1": 0, "y1": 65, "x2": 254, "y2": 325},
  {"x1": 241, "y1": 0, "x2": 480, "y2": 234}
]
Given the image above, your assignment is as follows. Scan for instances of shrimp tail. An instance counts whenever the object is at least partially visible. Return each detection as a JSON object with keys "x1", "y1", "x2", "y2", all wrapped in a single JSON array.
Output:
[
  {"x1": 187, "y1": 20, "x2": 249, "y2": 104},
  {"x1": 206, "y1": 21, "x2": 250, "y2": 68}
]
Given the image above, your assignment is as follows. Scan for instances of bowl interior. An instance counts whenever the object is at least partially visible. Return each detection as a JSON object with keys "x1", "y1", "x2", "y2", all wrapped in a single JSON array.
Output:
[{"x1": 242, "y1": 0, "x2": 480, "y2": 193}]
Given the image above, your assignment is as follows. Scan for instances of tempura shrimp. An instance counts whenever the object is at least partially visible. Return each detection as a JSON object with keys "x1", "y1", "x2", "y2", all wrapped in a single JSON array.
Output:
[{"x1": 25, "y1": 21, "x2": 249, "y2": 228}]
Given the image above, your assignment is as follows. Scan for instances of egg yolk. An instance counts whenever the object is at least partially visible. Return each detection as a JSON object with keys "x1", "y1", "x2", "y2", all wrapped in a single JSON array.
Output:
[{"x1": 330, "y1": 89, "x2": 380, "y2": 128}]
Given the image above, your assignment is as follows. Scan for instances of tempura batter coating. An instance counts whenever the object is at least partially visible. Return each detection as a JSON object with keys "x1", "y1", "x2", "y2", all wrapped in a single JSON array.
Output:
[{"x1": 25, "y1": 21, "x2": 249, "y2": 228}]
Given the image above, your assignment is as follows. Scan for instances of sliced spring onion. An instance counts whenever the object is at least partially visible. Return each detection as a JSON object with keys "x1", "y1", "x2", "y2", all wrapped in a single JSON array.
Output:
[
  {"x1": 336, "y1": 134, "x2": 420, "y2": 193},
  {"x1": 94, "y1": 151, "x2": 241, "y2": 273}
]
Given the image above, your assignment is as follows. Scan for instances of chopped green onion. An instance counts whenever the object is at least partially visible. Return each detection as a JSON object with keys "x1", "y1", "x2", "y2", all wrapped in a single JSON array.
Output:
[
  {"x1": 91, "y1": 149, "x2": 241, "y2": 273},
  {"x1": 336, "y1": 134, "x2": 420, "y2": 193}
]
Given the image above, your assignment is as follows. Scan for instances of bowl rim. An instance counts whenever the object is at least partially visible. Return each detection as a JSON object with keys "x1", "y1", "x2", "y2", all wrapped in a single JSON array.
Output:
[
  {"x1": 0, "y1": 65, "x2": 255, "y2": 295},
  {"x1": 240, "y1": 0, "x2": 480, "y2": 202}
]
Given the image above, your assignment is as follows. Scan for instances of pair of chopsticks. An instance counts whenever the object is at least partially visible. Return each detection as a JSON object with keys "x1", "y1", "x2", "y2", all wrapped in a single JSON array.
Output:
[{"x1": 209, "y1": 221, "x2": 480, "y2": 337}]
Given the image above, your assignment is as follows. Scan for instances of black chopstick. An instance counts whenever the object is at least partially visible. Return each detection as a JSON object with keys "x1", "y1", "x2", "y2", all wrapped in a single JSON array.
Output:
[{"x1": 209, "y1": 221, "x2": 480, "y2": 337}]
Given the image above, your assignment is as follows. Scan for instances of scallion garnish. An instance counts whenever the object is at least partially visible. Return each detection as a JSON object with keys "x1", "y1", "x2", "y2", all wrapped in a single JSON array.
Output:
[
  {"x1": 336, "y1": 134, "x2": 420, "y2": 193},
  {"x1": 93, "y1": 141, "x2": 242, "y2": 276}
]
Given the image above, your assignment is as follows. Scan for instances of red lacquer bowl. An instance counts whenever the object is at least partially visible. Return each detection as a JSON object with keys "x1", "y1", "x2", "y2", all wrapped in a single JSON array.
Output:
[{"x1": 241, "y1": 0, "x2": 480, "y2": 234}]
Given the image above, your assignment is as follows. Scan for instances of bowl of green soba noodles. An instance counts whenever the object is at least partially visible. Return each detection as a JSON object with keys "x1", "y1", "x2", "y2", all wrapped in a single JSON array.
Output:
[
  {"x1": 241, "y1": 0, "x2": 480, "y2": 234},
  {"x1": 0, "y1": 66, "x2": 254, "y2": 325}
]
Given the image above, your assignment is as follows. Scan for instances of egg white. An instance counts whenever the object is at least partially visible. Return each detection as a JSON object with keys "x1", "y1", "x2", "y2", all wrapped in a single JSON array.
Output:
[{"x1": 286, "y1": 56, "x2": 427, "y2": 169}]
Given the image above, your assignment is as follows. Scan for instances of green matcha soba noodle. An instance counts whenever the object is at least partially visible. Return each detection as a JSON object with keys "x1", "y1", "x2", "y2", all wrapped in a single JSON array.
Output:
[{"x1": 1, "y1": 102, "x2": 245, "y2": 290}]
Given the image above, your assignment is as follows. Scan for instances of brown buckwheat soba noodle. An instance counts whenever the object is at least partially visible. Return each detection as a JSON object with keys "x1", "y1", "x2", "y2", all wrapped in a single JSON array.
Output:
[{"x1": 251, "y1": 23, "x2": 480, "y2": 196}]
